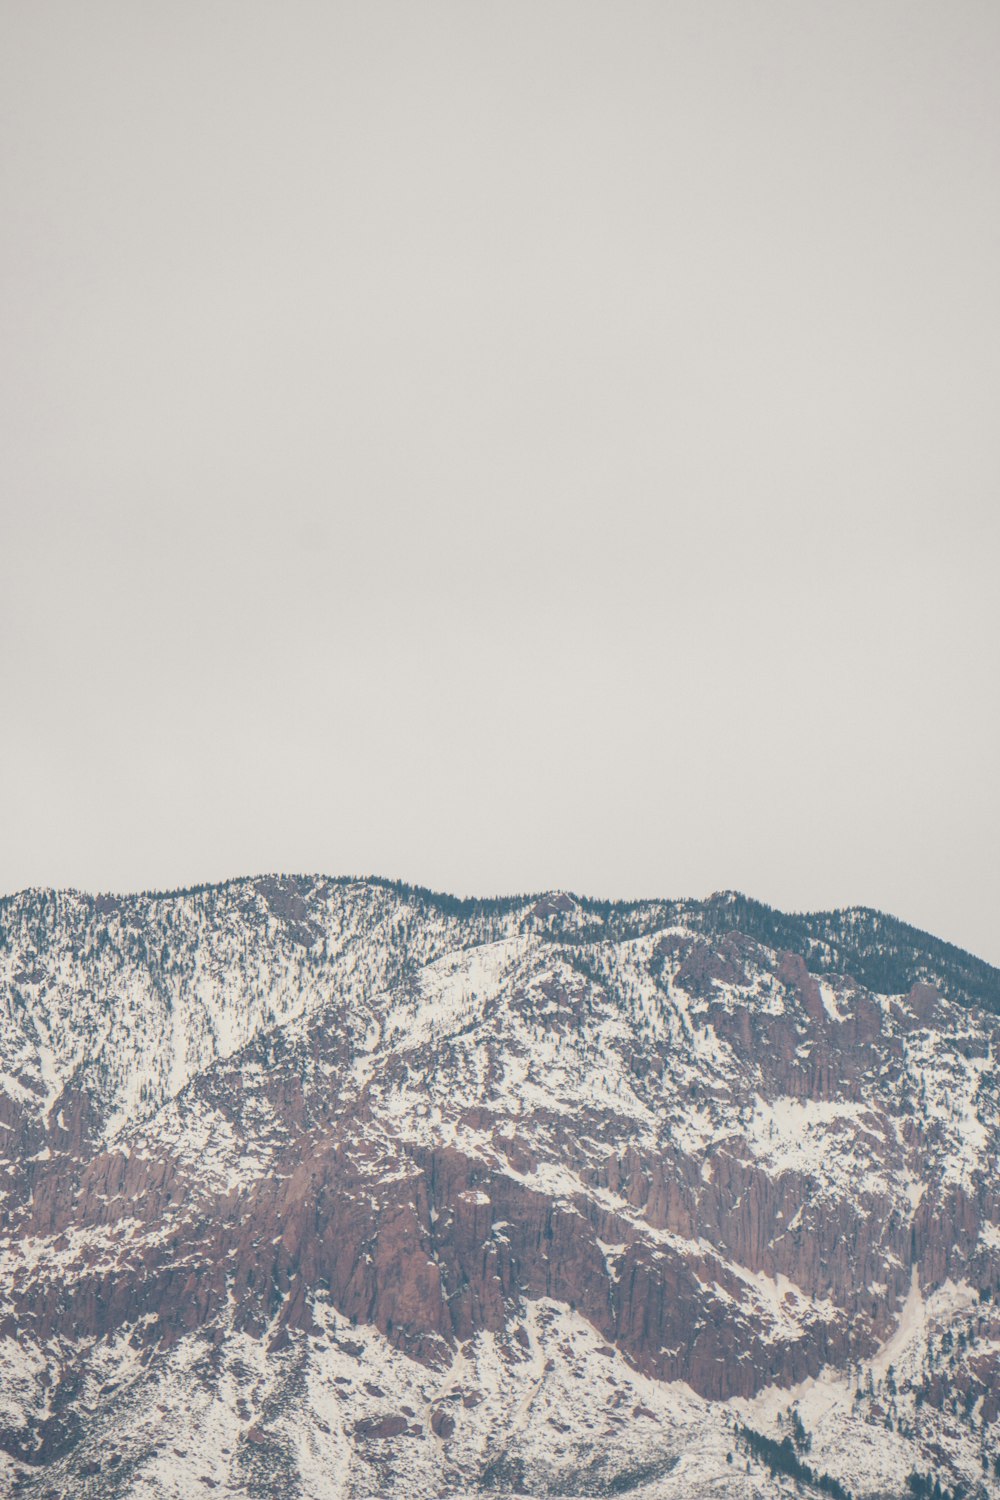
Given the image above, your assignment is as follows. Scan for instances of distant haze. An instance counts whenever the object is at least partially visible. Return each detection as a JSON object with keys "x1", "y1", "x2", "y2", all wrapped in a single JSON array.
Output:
[{"x1": 2, "y1": 3, "x2": 998, "y2": 962}]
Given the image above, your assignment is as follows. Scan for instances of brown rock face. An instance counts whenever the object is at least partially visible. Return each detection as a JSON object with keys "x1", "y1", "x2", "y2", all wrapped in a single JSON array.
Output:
[{"x1": 355, "y1": 1415, "x2": 412, "y2": 1440}]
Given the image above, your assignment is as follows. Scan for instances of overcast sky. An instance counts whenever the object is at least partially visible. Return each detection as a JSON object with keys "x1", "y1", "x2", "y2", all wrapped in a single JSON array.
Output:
[{"x1": 2, "y1": 2, "x2": 998, "y2": 962}]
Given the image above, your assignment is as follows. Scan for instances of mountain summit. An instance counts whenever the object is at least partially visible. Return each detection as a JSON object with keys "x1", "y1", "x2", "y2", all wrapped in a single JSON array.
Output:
[{"x1": 1, "y1": 876, "x2": 999, "y2": 1499}]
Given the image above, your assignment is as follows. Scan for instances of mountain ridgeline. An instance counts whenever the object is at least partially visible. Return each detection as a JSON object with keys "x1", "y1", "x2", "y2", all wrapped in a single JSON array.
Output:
[
  {"x1": 649, "y1": 892, "x2": 1000, "y2": 1016},
  {"x1": 5, "y1": 875, "x2": 995, "y2": 1015}
]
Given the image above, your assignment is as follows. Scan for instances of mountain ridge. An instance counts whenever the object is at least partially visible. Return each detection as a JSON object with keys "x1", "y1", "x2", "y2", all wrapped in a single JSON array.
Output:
[
  {"x1": 0, "y1": 876, "x2": 998, "y2": 1498},
  {"x1": 5, "y1": 873, "x2": 997, "y2": 1014}
]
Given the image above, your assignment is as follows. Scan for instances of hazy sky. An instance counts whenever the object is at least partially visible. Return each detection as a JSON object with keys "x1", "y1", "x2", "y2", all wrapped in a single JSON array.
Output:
[{"x1": 2, "y1": 2, "x2": 998, "y2": 961}]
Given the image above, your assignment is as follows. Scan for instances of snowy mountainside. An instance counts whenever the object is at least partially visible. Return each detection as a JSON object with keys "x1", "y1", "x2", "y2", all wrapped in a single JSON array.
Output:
[
  {"x1": 0, "y1": 877, "x2": 519, "y2": 1151},
  {"x1": 0, "y1": 876, "x2": 999, "y2": 1499}
]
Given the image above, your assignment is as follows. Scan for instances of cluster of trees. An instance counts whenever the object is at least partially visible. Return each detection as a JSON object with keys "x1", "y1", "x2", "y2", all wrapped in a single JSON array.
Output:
[
  {"x1": 682, "y1": 892, "x2": 1000, "y2": 1014},
  {"x1": 740, "y1": 1397, "x2": 996, "y2": 1500},
  {"x1": 319, "y1": 874, "x2": 527, "y2": 921},
  {"x1": 906, "y1": 1470, "x2": 969, "y2": 1499},
  {"x1": 736, "y1": 1422, "x2": 851, "y2": 1500}
]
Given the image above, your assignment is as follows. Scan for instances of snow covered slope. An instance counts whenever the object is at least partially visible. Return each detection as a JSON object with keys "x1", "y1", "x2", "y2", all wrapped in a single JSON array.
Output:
[{"x1": 0, "y1": 877, "x2": 999, "y2": 1499}]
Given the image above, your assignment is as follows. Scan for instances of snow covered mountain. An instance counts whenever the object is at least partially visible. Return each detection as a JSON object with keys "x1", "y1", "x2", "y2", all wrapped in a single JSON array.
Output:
[{"x1": 1, "y1": 876, "x2": 999, "y2": 1500}]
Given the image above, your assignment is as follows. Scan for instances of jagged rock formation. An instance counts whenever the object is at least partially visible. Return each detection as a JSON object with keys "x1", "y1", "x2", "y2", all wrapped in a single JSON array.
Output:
[{"x1": 0, "y1": 876, "x2": 999, "y2": 1499}]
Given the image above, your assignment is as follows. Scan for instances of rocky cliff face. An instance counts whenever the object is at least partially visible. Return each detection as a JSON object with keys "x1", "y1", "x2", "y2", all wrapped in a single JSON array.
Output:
[{"x1": 0, "y1": 877, "x2": 999, "y2": 1499}]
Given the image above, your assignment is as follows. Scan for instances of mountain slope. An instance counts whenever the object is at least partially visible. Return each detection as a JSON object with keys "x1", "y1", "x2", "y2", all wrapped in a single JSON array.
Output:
[{"x1": 0, "y1": 877, "x2": 999, "y2": 1499}]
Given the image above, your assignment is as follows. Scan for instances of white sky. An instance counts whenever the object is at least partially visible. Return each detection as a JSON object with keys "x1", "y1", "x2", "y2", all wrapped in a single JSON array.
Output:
[{"x1": 2, "y1": 2, "x2": 998, "y2": 962}]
